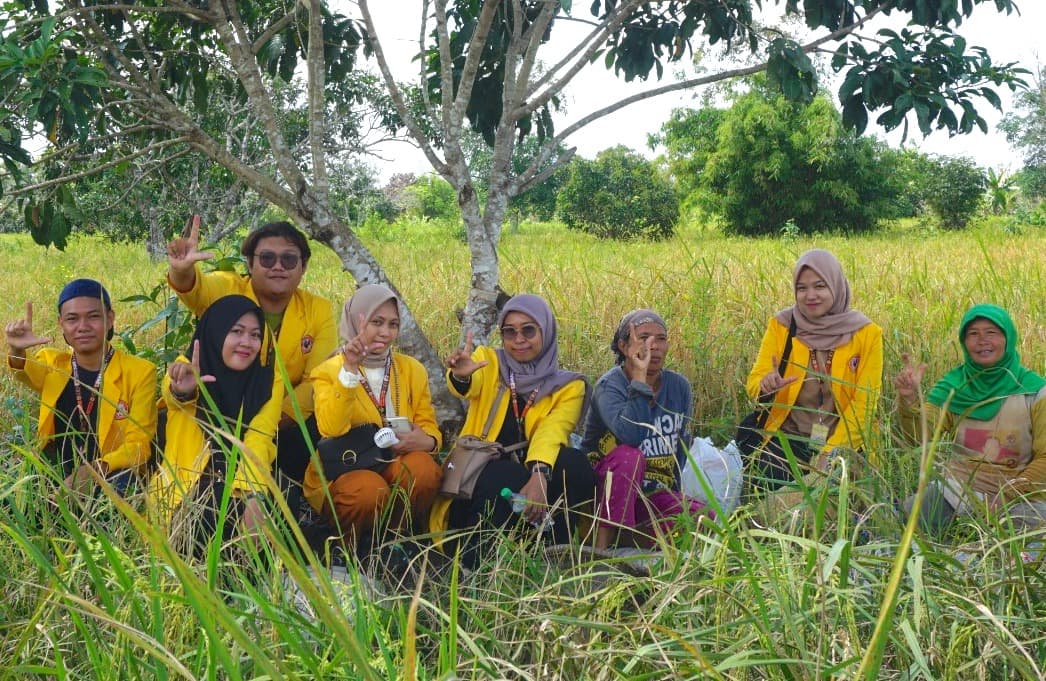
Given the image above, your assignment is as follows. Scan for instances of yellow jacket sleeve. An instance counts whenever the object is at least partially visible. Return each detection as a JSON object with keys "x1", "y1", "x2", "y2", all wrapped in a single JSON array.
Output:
[
  {"x1": 523, "y1": 378, "x2": 586, "y2": 467},
  {"x1": 826, "y1": 323, "x2": 883, "y2": 452},
  {"x1": 746, "y1": 318, "x2": 784, "y2": 400},
  {"x1": 1012, "y1": 393, "x2": 1046, "y2": 497}
]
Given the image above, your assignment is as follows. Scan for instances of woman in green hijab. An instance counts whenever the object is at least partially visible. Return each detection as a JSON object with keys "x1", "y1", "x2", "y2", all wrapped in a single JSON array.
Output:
[{"x1": 895, "y1": 304, "x2": 1046, "y2": 534}]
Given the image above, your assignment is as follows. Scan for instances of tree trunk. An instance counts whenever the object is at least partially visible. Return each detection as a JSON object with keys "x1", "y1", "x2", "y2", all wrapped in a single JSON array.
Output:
[{"x1": 298, "y1": 205, "x2": 465, "y2": 441}]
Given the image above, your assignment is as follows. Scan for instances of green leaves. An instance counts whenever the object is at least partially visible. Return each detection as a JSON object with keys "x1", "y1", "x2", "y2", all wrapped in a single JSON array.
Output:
[
  {"x1": 766, "y1": 38, "x2": 817, "y2": 105},
  {"x1": 834, "y1": 26, "x2": 1026, "y2": 137}
]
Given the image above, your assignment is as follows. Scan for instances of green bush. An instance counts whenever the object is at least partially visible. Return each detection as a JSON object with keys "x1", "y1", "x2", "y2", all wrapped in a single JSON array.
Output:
[
  {"x1": 404, "y1": 174, "x2": 460, "y2": 220},
  {"x1": 556, "y1": 146, "x2": 678, "y2": 240},
  {"x1": 923, "y1": 155, "x2": 986, "y2": 229},
  {"x1": 662, "y1": 88, "x2": 898, "y2": 236}
]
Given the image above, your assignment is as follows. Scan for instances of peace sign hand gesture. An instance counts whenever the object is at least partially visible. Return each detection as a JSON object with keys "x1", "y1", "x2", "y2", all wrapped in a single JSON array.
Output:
[
  {"x1": 447, "y1": 330, "x2": 488, "y2": 380},
  {"x1": 893, "y1": 352, "x2": 927, "y2": 407},
  {"x1": 168, "y1": 339, "x2": 216, "y2": 400},
  {"x1": 340, "y1": 313, "x2": 370, "y2": 370},
  {"x1": 5, "y1": 301, "x2": 52, "y2": 356},
  {"x1": 166, "y1": 214, "x2": 214, "y2": 280},
  {"x1": 623, "y1": 323, "x2": 654, "y2": 384}
]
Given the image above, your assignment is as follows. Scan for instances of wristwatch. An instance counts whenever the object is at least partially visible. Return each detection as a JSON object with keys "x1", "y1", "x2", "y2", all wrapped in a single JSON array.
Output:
[{"x1": 529, "y1": 462, "x2": 552, "y2": 483}]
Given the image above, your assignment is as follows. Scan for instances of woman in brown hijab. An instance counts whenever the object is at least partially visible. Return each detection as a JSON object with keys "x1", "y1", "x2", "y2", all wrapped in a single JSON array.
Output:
[
  {"x1": 744, "y1": 249, "x2": 883, "y2": 491},
  {"x1": 303, "y1": 284, "x2": 442, "y2": 544}
]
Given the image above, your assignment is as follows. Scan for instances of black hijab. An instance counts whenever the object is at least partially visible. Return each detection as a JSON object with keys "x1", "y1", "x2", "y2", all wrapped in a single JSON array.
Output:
[{"x1": 188, "y1": 295, "x2": 273, "y2": 431}]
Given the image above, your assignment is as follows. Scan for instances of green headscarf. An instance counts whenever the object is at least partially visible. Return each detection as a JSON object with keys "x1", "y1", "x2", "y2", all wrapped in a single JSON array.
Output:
[{"x1": 927, "y1": 304, "x2": 1046, "y2": 420}]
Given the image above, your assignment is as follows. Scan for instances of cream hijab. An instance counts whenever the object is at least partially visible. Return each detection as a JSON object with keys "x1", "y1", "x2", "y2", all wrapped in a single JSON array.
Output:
[{"x1": 773, "y1": 249, "x2": 871, "y2": 350}]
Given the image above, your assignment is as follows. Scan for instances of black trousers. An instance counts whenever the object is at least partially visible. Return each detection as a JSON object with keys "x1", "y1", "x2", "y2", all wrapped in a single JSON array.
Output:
[
  {"x1": 275, "y1": 415, "x2": 321, "y2": 484},
  {"x1": 446, "y1": 445, "x2": 595, "y2": 569},
  {"x1": 746, "y1": 433, "x2": 811, "y2": 492}
]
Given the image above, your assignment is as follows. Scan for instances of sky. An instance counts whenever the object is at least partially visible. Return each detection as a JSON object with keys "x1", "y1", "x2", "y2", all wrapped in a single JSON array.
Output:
[{"x1": 356, "y1": 1, "x2": 1043, "y2": 180}]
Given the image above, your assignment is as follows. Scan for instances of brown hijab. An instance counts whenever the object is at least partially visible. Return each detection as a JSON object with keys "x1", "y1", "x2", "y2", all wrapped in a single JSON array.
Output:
[{"x1": 773, "y1": 249, "x2": 871, "y2": 350}]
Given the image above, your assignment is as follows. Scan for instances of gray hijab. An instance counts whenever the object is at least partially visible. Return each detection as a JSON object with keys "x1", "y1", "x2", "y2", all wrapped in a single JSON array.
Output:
[{"x1": 496, "y1": 294, "x2": 585, "y2": 402}]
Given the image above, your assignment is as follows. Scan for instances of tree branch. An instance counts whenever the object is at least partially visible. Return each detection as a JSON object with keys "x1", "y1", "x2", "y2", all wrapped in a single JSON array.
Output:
[
  {"x1": 358, "y1": 0, "x2": 449, "y2": 175},
  {"x1": 306, "y1": 0, "x2": 329, "y2": 203},
  {"x1": 10, "y1": 138, "x2": 189, "y2": 195}
]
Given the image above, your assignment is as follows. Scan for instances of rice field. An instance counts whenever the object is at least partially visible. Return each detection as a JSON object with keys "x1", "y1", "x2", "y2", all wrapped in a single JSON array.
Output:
[{"x1": 1, "y1": 219, "x2": 1044, "y2": 679}]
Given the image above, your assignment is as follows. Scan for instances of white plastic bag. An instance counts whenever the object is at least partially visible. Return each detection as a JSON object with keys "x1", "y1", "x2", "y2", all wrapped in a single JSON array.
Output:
[{"x1": 681, "y1": 437, "x2": 743, "y2": 516}]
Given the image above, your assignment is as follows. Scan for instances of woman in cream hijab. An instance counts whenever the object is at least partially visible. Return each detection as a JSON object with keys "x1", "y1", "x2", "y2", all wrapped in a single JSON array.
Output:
[
  {"x1": 744, "y1": 249, "x2": 883, "y2": 491},
  {"x1": 303, "y1": 284, "x2": 442, "y2": 546}
]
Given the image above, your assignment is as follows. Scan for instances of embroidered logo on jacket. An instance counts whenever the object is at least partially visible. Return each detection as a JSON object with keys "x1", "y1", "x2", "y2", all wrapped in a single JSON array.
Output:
[
  {"x1": 301, "y1": 335, "x2": 314, "y2": 354},
  {"x1": 114, "y1": 401, "x2": 129, "y2": 419},
  {"x1": 848, "y1": 355, "x2": 860, "y2": 371}
]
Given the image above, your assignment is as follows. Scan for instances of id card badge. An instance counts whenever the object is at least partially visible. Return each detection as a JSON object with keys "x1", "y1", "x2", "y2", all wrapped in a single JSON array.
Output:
[{"x1": 810, "y1": 423, "x2": 830, "y2": 446}]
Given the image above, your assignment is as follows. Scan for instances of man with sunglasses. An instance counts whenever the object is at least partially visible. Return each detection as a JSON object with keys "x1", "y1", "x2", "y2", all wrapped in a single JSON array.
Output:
[{"x1": 166, "y1": 218, "x2": 336, "y2": 499}]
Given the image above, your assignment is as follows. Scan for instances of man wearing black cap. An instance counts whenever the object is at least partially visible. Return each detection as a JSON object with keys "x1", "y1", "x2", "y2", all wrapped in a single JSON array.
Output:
[{"x1": 4, "y1": 279, "x2": 158, "y2": 494}]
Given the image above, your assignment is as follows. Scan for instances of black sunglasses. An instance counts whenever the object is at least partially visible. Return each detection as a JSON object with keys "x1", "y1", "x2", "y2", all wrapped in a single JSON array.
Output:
[
  {"x1": 500, "y1": 324, "x2": 539, "y2": 341},
  {"x1": 253, "y1": 250, "x2": 301, "y2": 269}
]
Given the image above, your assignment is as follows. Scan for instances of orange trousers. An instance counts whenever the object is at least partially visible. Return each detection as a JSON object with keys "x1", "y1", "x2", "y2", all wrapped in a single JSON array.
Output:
[{"x1": 324, "y1": 450, "x2": 442, "y2": 536}]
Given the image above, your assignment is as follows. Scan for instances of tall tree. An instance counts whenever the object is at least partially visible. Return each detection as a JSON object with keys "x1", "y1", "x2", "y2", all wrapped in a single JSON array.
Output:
[
  {"x1": 1000, "y1": 63, "x2": 1046, "y2": 199},
  {"x1": 0, "y1": 0, "x2": 466, "y2": 426},
  {"x1": 358, "y1": 0, "x2": 1025, "y2": 335}
]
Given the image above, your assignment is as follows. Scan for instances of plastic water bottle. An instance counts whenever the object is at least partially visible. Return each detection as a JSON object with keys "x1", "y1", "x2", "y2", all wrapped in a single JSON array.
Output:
[{"x1": 500, "y1": 488, "x2": 553, "y2": 532}]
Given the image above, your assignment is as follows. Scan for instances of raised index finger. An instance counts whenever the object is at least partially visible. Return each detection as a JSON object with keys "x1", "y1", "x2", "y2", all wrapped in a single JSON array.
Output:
[
  {"x1": 190, "y1": 339, "x2": 202, "y2": 371},
  {"x1": 25, "y1": 301, "x2": 33, "y2": 327},
  {"x1": 464, "y1": 330, "x2": 475, "y2": 354},
  {"x1": 186, "y1": 214, "x2": 201, "y2": 245}
]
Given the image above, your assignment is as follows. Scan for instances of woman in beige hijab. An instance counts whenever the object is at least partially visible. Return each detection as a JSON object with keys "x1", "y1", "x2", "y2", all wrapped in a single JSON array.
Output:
[
  {"x1": 744, "y1": 249, "x2": 883, "y2": 491},
  {"x1": 303, "y1": 284, "x2": 442, "y2": 547}
]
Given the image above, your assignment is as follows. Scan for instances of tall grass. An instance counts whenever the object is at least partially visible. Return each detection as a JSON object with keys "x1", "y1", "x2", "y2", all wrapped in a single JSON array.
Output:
[{"x1": 2, "y1": 221, "x2": 1045, "y2": 678}]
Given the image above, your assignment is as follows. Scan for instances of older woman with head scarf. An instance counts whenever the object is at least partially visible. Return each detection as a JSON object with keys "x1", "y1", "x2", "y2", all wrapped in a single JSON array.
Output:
[
  {"x1": 744, "y1": 249, "x2": 883, "y2": 491},
  {"x1": 150, "y1": 294, "x2": 284, "y2": 555},
  {"x1": 304, "y1": 284, "x2": 442, "y2": 545},
  {"x1": 895, "y1": 304, "x2": 1046, "y2": 534},
  {"x1": 580, "y1": 308, "x2": 705, "y2": 550},
  {"x1": 433, "y1": 293, "x2": 593, "y2": 569}
]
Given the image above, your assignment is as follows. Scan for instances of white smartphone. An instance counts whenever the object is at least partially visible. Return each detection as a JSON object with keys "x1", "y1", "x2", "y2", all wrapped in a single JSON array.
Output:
[{"x1": 388, "y1": 416, "x2": 411, "y2": 434}]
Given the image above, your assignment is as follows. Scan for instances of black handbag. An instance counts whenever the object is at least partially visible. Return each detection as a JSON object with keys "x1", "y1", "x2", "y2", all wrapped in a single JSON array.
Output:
[
  {"x1": 316, "y1": 423, "x2": 394, "y2": 480},
  {"x1": 735, "y1": 316, "x2": 798, "y2": 457}
]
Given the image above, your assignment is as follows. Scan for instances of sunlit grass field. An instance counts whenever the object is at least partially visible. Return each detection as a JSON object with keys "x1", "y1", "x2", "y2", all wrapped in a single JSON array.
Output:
[{"x1": 1, "y1": 220, "x2": 1045, "y2": 679}]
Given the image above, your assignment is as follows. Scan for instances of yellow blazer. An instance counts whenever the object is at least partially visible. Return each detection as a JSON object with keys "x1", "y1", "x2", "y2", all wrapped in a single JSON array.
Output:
[
  {"x1": 429, "y1": 346, "x2": 586, "y2": 540},
  {"x1": 10, "y1": 347, "x2": 157, "y2": 471},
  {"x1": 746, "y1": 317, "x2": 883, "y2": 453},
  {"x1": 448, "y1": 345, "x2": 586, "y2": 467},
  {"x1": 171, "y1": 265, "x2": 336, "y2": 420},
  {"x1": 302, "y1": 352, "x2": 442, "y2": 512},
  {"x1": 148, "y1": 357, "x2": 284, "y2": 524}
]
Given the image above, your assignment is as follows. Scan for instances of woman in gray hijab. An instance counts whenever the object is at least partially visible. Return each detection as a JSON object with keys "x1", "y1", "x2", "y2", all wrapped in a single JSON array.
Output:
[{"x1": 432, "y1": 294, "x2": 593, "y2": 569}]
